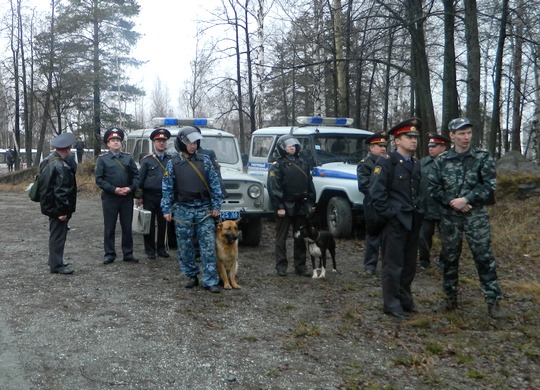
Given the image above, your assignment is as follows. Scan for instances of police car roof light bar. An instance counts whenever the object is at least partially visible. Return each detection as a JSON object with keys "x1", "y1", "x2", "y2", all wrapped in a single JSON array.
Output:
[
  {"x1": 296, "y1": 116, "x2": 354, "y2": 126},
  {"x1": 152, "y1": 117, "x2": 214, "y2": 127}
]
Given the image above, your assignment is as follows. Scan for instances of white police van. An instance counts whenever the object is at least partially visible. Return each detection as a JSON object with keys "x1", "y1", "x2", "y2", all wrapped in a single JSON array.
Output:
[
  {"x1": 247, "y1": 116, "x2": 373, "y2": 238},
  {"x1": 127, "y1": 118, "x2": 273, "y2": 246}
]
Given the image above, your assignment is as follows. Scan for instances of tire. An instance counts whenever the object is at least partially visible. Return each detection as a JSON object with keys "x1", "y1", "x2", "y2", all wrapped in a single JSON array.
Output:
[
  {"x1": 240, "y1": 218, "x2": 262, "y2": 246},
  {"x1": 326, "y1": 196, "x2": 352, "y2": 238}
]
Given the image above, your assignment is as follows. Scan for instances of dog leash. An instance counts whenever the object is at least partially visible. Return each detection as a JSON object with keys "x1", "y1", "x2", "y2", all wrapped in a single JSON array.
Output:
[{"x1": 171, "y1": 213, "x2": 213, "y2": 226}]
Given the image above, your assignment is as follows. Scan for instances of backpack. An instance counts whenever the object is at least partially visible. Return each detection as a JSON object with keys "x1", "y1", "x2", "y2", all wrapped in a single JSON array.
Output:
[{"x1": 27, "y1": 175, "x2": 41, "y2": 202}]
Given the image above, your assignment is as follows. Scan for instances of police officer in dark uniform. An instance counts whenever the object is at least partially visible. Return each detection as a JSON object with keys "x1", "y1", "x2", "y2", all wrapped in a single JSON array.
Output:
[
  {"x1": 267, "y1": 135, "x2": 316, "y2": 277},
  {"x1": 357, "y1": 132, "x2": 389, "y2": 275},
  {"x1": 38, "y1": 132, "x2": 77, "y2": 274},
  {"x1": 418, "y1": 132, "x2": 450, "y2": 270},
  {"x1": 369, "y1": 118, "x2": 423, "y2": 319},
  {"x1": 137, "y1": 128, "x2": 172, "y2": 259},
  {"x1": 95, "y1": 128, "x2": 140, "y2": 264}
]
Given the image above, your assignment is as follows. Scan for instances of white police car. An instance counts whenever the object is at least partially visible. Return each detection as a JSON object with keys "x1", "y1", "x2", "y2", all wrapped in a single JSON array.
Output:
[
  {"x1": 247, "y1": 116, "x2": 373, "y2": 238},
  {"x1": 127, "y1": 118, "x2": 273, "y2": 246}
]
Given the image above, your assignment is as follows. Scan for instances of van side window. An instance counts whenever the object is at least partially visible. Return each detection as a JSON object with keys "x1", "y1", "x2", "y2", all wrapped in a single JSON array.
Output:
[{"x1": 251, "y1": 136, "x2": 273, "y2": 158}]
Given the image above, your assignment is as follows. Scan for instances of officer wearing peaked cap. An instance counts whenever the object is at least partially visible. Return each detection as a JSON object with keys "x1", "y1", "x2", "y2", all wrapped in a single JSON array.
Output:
[
  {"x1": 369, "y1": 117, "x2": 423, "y2": 319},
  {"x1": 39, "y1": 132, "x2": 77, "y2": 275},
  {"x1": 418, "y1": 132, "x2": 450, "y2": 271},
  {"x1": 95, "y1": 127, "x2": 140, "y2": 265},
  {"x1": 357, "y1": 131, "x2": 389, "y2": 276},
  {"x1": 137, "y1": 127, "x2": 172, "y2": 259}
]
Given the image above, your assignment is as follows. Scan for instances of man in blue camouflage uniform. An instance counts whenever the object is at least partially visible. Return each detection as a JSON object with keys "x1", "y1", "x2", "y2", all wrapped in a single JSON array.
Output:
[
  {"x1": 357, "y1": 132, "x2": 389, "y2": 276},
  {"x1": 418, "y1": 132, "x2": 450, "y2": 270},
  {"x1": 370, "y1": 118, "x2": 423, "y2": 319},
  {"x1": 137, "y1": 128, "x2": 172, "y2": 259},
  {"x1": 95, "y1": 128, "x2": 140, "y2": 264},
  {"x1": 429, "y1": 118, "x2": 502, "y2": 319},
  {"x1": 161, "y1": 126, "x2": 224, "y2": 293}
]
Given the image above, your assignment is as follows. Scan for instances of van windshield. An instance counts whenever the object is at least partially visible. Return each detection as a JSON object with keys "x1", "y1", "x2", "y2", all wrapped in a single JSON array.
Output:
[
  {"x1": 304, "y1": 134, "x2": 369, "y2": 165},
  {"x1": 166, "y1": 136, "x2": 239, "y2": 165}
]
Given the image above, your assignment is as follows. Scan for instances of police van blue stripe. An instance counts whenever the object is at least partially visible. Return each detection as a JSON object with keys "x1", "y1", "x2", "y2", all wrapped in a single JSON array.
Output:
[{"x1": 312, "y1": 167, "x2": 357, "y2": 180}]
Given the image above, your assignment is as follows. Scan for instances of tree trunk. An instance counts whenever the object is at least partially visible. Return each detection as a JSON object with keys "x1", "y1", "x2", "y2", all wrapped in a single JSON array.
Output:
[
  {"x1": 511, "y1": 0, "x2": 524, "y2": 153},
  {"x1": 441, "y1": 0, "x2": 459, "y2": 136},
  {"x1": 332, "y1": 0, "x2": 347, "y2": 116},
  {"x1": 92, "y1": 2, "x2": 102, "y2": 158}
]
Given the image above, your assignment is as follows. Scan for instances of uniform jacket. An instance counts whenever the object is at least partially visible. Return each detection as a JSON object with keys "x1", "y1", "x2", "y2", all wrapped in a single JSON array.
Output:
[
  {"x1": 428, "y1": 147, "x2": 496, "y2": 214},
  {"x1": 267, "y1": 155, "x2": 316, "y2": 216},
  {"x1": 138, "y1": 152, "x2": 171, "y2": 196},
  {"x1": 369, "y1": 151, "x2": 423, "y2": 230},
  {"x1": 419, "y1": 156, "x2": 443, "y2": 220},
  {"x1": 38, "y1": 151, "x2": 77, "y2": 218},
  {"x1": 357, "y1": 153, "x2": 378, "y2": 197},
  {"x1": 95, "y1": 151, "x2": 140, "y2": 195},
  {"x1": 161, "y1": 152, "x2": 224, "y2": 214}
]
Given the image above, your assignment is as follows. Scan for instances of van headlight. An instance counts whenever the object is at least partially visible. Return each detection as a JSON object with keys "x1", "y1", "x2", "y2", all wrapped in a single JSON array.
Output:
[{"x1": 248, "y1": 185, "x2": 262, "y2": 199}]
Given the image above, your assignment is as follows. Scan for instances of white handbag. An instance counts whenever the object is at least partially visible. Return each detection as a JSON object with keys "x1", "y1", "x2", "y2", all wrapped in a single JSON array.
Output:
[{"x1": 132, "y1": 205, "x2": 151, "y2": 235}]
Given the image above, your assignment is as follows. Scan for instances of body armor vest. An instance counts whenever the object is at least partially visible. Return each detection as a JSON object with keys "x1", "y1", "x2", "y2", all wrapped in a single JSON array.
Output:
[{"x1": 172, "y1": 155, "x2": 210, "y2": 202}]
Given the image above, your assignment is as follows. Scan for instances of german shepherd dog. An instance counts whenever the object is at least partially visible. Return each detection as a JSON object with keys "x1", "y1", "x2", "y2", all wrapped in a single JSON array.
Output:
[
  {"x1": 216, "y1": 218, "x2": 241, "y2": 289},
  {"x1": 294, "y1": 223, "x2": 337, "y2": 279}
]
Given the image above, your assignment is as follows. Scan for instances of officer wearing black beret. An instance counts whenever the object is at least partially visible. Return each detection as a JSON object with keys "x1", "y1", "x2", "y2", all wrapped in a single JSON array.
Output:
[
  {"x1": 418, "y1": 132, "x2": 451, "y2": 270},
  {"x1": 95, "y1": 127, "x2": 140, "y2": 264},
  {"x1": 369, "y1": 117, "x2": 423, "y2": 319},
  {"x1": 136, "y1": 127, "x2": 172, "y2": 259},
  {"x1": 357, "y1": 132, "x2": 389, "y2": 276}
]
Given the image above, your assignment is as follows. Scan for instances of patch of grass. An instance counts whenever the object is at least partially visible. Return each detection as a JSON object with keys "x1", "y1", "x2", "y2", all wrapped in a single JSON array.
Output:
[
  {"x1": 243, "y1": 335, "x2": 257, "y2": 342},
  {"x1": 341, "y1": 283, "x2": 357, "y2": 292},
  {"x1": 466, "y1": 370, "x2": 484, "y2": 379},
  {"x1": 425, "y1": 342, "x2": 444, "y2": 356},
  {"x1": 504, "y1": 281, "x2": 540, "y2": 304},
  {"x1": 292, "y1": 322, "x2": 321, "y2": 338},
  {"x1": 455, "y1": 353, "x2": 474, "y2": 364},
  {"x1": 284, "y1": 303, "x2": 295, "y2": 310}
]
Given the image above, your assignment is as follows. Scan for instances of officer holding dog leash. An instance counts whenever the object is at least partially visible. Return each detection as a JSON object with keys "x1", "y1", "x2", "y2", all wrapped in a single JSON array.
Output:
[
  {"x1": 267, "y1": 135, "x2": 316, "y2": 277},
  {"x1": 161, "y1": 126, "x2": 224, "y2": 293}
]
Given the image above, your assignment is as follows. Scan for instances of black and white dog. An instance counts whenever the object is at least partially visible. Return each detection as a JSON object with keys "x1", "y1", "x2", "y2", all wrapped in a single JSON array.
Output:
[{"x1": 294, "y1": 224, "x2": 337, "y2": 278}]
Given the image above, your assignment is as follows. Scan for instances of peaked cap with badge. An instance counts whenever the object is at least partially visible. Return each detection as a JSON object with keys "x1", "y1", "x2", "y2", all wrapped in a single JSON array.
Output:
[
  {"x1": 150, "y1": 128, "x2": 171, "y2": 141},
  {"x1": 103, "y1": 128, "x2": 125, "y2": 143},
  {"x1": 365, "y1": 132, "x2": 389, "y2": 146},
  {"x1": 388, "y1": 117, "x2": 422, "y2": 138},
  {"x1": 427, "y1": 132, "x2": 451, "y2": 147}
]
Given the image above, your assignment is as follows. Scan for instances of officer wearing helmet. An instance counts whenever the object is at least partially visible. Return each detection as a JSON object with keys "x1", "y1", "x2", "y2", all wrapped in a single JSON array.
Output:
[
  {"x1": 429, "y1": 118, "x2": 502, "y2": 319},
  {"x1": 95, "y1": 128, "x2": 140, "y2": 265},
  {"x1": 161, "y1": 126, "x2": 224, "y2": 293},
  {"x1": 267, "y1": 134, "x2": 316, "y2": 277}
]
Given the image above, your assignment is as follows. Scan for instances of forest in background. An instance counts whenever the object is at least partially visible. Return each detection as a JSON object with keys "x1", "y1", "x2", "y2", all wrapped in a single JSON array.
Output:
[{"x1": 0, "y1": 0, "x2": 539, "y2": 167}]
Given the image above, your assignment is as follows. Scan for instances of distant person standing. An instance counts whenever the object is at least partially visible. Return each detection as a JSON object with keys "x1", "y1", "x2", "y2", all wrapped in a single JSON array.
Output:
[
  {"x1": 38, "y1": 133, "x2": 77, "y2": 275},
  {"x1": 429, "y1": 118, "x2": 502, "y2": 319},
  {"x1": 369, "y1": 118, "x2": 423, "y2": 319},
  {"x1": 357, "y1": 132, "x2": 389, "y2": 276},
  {"x1": 418, "y1": 133, "x2": 450, "y2": 270},
  {"x1": 137, "y1": 128, "x2": 172, "y2": 259},
  {"x1": 75, "y1": 138, "x2": 86, "y2": 163},
  {"x1": 6, "y1": 148, "x2": 15, "y2": 172},
  {"x1": 95, "y1": 128, "x2": 140, "y2": 265}
]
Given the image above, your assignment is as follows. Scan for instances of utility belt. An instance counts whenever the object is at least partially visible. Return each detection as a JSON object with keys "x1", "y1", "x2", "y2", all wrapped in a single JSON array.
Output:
[{"x1": 176, "y1": 190, "x2": 210, "y2": 203}]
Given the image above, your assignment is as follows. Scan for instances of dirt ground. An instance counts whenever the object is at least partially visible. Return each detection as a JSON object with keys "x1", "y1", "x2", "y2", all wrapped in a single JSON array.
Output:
[{"x1": 0, "y1": 191, "x2": 538, "y2": 389}]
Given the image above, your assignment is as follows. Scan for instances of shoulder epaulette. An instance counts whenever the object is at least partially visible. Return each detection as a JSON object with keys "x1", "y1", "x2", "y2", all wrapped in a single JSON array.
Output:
[{"x1": 141, "y1": 153, "x2": 153, "y2": 160}]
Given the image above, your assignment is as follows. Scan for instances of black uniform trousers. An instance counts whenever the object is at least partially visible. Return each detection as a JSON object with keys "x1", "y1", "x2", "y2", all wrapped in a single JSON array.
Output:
[
  {"x1": 48, "y1": 217, "x2": 69, "y2": 271},
  {"x1": 364, "y1": 232, "x2": 380, "y2": 271},
  {"x1": 101, "y1": 193, "x2": 134, "y2": 261},
  {"x1": 380, "y1": 214, "x2": 422, "y2": 314},
  {"x1": 418, "y1": 218, "x2": 441, "y2": 267},
  {"x1": 142, "y1": 193, "x2": 167, "y2": 256},
  {"x1": 275, "y1": 214, "x2": 308, "y2": 273}
]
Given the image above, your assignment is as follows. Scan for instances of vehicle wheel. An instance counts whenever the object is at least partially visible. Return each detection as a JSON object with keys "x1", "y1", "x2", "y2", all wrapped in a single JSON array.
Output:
[
  {"x1": 240, "y1": 218, "x2": 262, "y2": 246},
  {"x1": 326, "y1": 196, "x2": 352, "y2": 238}
]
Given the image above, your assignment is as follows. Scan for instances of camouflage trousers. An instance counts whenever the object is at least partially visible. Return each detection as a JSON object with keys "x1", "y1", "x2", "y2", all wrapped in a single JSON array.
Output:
[
  {"x1": 173, "y1": 204, "x2": 219, "y2": 288},
  {"x1": 439, "y1": 209, "x2": 501, "y2": 304}
]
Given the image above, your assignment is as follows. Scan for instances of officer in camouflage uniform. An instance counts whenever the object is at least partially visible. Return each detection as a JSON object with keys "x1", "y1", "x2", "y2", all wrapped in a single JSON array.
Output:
[
  {"x1": 161, "y1": 126, "x2": 224, "y2": 293},
  {"x1": 428, "y1": 118, "x2": 502, "y2": 319},
  {"x1": 418, "y1": 133, "x2": 450, "y2": 270},
  {"x1": 137, "y1": 128, "x2": 172, "y2": 259},
  {"x1": 357, "y1": 132, "x2": 389, "y2": 275}
]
